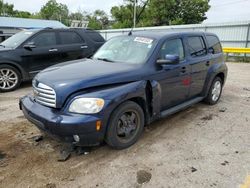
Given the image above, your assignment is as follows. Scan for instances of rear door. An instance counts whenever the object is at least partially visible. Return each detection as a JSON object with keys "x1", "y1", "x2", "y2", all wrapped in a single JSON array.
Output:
[
  {"x1": 206, "y1": 35, "x2": 224, "y2": 66},
  {"x1": 156, "y1": 37, "x2": 191, "y2": 110},
  {"x1": 57, "y1": 31, "x2": 88, "y2": 62},
  {"x1": 185, "y1": 35, "x2": 211, "y2": 98}
]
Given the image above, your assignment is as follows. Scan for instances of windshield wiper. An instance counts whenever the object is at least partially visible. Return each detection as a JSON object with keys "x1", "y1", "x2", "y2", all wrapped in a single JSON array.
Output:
[
  {"x1": 97, "y1": 58, "x2": 115, "y2": 63},
  {"x1": 0, "y1": 44, "x2": 5, "y2": 48}
]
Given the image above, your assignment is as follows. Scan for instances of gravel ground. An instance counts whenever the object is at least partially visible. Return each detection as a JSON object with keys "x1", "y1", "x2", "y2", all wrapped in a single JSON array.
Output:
[{"x1": 0, "y1": 62, "x2": 249, "y2": 188}]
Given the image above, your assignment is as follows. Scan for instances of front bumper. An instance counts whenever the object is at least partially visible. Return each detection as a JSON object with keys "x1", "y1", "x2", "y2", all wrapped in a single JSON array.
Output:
[{"x1": 20, "y1": 95, "x2": 105, "y2": 146}]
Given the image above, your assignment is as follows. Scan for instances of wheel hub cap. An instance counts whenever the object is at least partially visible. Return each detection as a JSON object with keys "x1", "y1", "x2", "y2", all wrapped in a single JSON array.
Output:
[
  {"x1": 117, "y1": 111, "x2": 138, "y2": 140},
  {"x1": 0, "y1": 68, "x2": 18, "y2": 90},
  {"x1": 211, "y1": 81, "x2": 222, "y2": 102}
]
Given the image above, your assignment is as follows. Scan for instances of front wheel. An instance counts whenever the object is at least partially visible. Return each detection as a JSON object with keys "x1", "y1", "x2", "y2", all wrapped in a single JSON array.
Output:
[
  {"x1": 204, "y1": 77, "x2": 223, "y2": 105},
  {"x1": 105, "y1": 101, "x2": 145, "y2": 149},
  {"x1": 0, "y1": 65, "x2": 21, "y2": 92}
]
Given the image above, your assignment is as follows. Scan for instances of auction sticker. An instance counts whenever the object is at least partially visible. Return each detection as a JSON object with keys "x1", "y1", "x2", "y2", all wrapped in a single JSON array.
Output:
[{"x1": 134, "y1": 37, "x2": 153, "y2": 44}]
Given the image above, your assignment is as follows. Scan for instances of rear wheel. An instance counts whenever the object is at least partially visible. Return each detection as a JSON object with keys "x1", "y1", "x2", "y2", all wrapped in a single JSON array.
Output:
[
  {"x1": 204, "y1": 77, "x2": 223, "y2": 105},
  {"x1": 106, "y1": 101, "x2": 145, "y2": 149},
  {"x1": 0, "y1": 65, "x2": 21, "y2": 92}
]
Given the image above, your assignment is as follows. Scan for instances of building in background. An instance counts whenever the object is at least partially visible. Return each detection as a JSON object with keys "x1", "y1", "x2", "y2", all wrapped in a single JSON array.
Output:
[{"x1": 0, "y1": 17, "x2": 66, "y2": 42}]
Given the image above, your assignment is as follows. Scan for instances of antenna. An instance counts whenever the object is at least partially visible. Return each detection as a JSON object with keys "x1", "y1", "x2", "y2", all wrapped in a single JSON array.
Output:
[{"x1": 128, "y1": 0, "x2": 150, "y2": 36}]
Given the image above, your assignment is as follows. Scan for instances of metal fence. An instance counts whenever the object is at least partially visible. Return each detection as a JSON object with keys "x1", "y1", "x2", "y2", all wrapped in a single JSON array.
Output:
[{"x1": 99, "y1": 21, "x2": 250, "y2": 48}]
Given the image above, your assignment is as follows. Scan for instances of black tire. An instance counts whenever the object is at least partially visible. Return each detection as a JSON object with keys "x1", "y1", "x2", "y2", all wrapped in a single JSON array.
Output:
[
  {"x1": 0, "y1": 65, "x2": 21, "y2": 92},
  {"x1": 105, "y1": 101, "x2": 145, "y2": 150},
  {"x1": 204, "y1": 77, "x2": 223, "y2": 105}
]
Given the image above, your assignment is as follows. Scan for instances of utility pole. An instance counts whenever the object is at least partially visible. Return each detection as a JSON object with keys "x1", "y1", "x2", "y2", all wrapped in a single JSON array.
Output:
[{"x1": 133, "y1": 0, "x2": 137, "y2": 28}]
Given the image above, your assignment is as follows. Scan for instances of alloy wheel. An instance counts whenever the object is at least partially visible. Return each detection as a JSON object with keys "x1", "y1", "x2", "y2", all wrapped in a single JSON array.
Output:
[
  {"x1": 211, "y1": 80, "x2": 222, "y2": 102},
  {"x1": 0, "y1": 68, "x2": 18, "y2": 90}
]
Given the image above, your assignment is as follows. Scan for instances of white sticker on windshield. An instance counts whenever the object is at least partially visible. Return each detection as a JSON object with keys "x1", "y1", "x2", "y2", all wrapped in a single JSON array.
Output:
[{"x1": 134, "y1": 37, "x2": 153, "y2": 44}]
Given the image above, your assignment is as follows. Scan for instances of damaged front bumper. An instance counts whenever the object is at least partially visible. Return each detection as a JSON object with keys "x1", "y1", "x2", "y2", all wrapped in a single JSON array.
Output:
[{"x1": 19, "y1": 95, "x2": 105, "y2": 146}]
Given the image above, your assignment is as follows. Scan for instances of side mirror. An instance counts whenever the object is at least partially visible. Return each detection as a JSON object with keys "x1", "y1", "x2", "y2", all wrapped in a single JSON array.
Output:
[
  {"x1": 157, "y1": 54, "x2": 180, "y2": 65},
  {"x1": 208, "y1": 47, "x2": 214, "y2": 54},
  {"x1": 23, "y1": 42, "x2": 36, "y2": 50}
]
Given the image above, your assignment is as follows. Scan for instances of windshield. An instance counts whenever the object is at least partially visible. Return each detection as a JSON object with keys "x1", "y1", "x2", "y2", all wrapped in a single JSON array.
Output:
[
  {"x1": 93, "y1": 36, "x2": 156, "y2": 64},
  {"x1": 1, "y1": 30, "x2": 37, "y2": 48}
]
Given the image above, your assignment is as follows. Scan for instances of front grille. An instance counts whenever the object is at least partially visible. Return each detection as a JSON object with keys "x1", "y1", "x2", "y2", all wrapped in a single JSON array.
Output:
[{"x1": 33, "y1": 82, "x2": 56, "y2": 108}]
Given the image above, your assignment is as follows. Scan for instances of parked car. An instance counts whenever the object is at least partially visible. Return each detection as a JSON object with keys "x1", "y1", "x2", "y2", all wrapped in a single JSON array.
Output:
[
  {"x1": 20, "y1": 31, "x2": 227, "y2": 149},
  {"x1": 0, "y1": 28, "x2": 105, "y2": 92}
]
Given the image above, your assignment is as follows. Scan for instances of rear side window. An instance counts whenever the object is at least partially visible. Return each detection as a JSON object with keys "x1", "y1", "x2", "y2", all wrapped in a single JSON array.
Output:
[
  {"x1": 86, "y1": 31, "x2": 105, "y2": 42},
  {"x1": 159, "y1": 38, "x2": 185, "y2": 61},
  {"x1": 207, "y1": 35, "x2": 222, "y2": 54},
  {"x1": 59, "y1": 31, "x2": 84, "y2": 44},
  {"x1": 187, "y1": 36, "x2": 207, "y2": 57},
  {"x1": 31, "y1": 32, "x2": 57, "y2": 47}
]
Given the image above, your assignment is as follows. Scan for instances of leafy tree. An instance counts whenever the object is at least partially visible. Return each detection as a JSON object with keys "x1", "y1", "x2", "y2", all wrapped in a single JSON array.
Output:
[
  {"x1": 111, "y1": 0, "x2": 210, "y2": 28},
  {"x1": 173, "y1": 0, "x2": 210, "y2": 24},
  {"x1": 87, "y1": 10, "x2": 110, "y2": 30},
  {"x1": 111, "y1": 3, "x2": 134, "y2": 28},
  {"x1": 0, "y1": 0, "x2": 15, "y2": 16},
  {"x1": 14, "y1": 11, "x2": 31, "y2": 18},
  {"x1": 111, "y1": 0, "x2": 147, "y2": 28},
  {"x1": 40, "y1": 0, "x2": 69, "y2": 25}
]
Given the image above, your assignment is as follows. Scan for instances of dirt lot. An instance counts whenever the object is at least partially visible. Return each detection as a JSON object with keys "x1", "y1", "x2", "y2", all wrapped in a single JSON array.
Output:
[{"x1": 0, "y1": 62, "x2": 249, "y2": 188}]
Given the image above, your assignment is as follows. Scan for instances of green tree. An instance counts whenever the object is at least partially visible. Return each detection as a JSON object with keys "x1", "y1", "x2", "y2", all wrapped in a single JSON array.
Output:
[
  {"x1": 111, "y1": 0, "x2": 146, "y2": 29},
  {"x1": 111, "y1": 0, "x2": 210, "y2": 28},
  {"x1": 0, "y1": 0, "x2": 15, "y2": 16},
  {"x1": 14, "y1": 11, "x2": 31, "y2": 18},
  {"x1": 174, "y1": 0, "x2": 210, "y2": 24},
  {"x1": 87, "y1": 10, "x2": 110, "y2": 30},
  {"x1": 40, "y1": 0, "x2": 69, "y2": 25}
]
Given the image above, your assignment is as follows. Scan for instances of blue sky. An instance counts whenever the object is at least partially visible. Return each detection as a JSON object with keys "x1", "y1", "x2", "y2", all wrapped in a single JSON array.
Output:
[{"x1": 4, "y1": 0, "x2": 250, "y2": 23}]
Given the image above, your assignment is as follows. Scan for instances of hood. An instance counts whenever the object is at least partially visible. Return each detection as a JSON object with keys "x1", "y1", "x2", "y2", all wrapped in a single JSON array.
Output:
[{"x1": 35, "y1": 59, "x2": 145, "y2": 107}]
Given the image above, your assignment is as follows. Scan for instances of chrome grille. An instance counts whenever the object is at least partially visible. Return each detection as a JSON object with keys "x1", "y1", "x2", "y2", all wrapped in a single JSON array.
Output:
[{"x1": 33, "y1": 82, "x2": 56, "y2": 108}]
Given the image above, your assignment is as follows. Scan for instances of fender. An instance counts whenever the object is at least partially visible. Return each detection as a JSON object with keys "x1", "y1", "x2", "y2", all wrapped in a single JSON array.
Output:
[
  {"x1": 0, "y1": 60, "x2": 29, "y2": 81},
  {"x1": 63, "y1": 80, "x2": 163, "y2": 124},
  {"x1": 202, "y1": 61, "x2": 228, "y2": 97}
]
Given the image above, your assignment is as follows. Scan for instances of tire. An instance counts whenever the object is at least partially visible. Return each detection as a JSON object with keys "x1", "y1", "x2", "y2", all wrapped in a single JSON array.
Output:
[
  {"x1": 105, "y1": 101, "x2": 145, "y2": 150},
  {"x1": 204, "y1": 77, "x2": 223, "y2": 105},
  {"x1": 0, "y1": 65, "x2": 21, "y2": 92}
]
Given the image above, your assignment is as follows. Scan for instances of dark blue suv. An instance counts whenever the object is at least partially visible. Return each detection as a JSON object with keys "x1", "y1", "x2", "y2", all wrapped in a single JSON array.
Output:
[{"x1": 20, "y1": 31, "x2": 227, "y2": 149}]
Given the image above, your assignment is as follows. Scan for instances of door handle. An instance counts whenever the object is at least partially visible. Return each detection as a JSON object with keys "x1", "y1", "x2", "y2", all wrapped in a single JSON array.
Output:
[
  {"x1": 49, "y1": 48, "x2": 58, "y2": 52},
  {"x1": 206, "y1": 61, "x2": 210, "y2": 66},
  {"x1": 81, "y1": 45, "x2": 88, "y2": 49},
  {"x1": 181, "y1": 66, "x2": 186, "y2": 73}
]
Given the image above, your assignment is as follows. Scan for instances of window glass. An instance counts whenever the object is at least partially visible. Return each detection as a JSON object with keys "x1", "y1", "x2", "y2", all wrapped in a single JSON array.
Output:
[
  {"x1": 1, "y1": 30, "x2": 38, "y2": 48},
  {"x1": 59, "y1": 31, "x2": 84, "y2": 44},
  {"x1": 86, "y1": 31, "x2": 105, "y2": 42},
  {"x1": 187, "y1": 36, "x2": 207, "y2": 57},
  {"x1": 159, "y1": 38, "x2": 185, "y2": 60},
  {"x1": 30, "y1": 32, "x2": 57, "y2": 47},
  {"x1": 93, "y1": 36, "x2": 156, "y2": 64},
  {"x1": 207, "y1": 35, "x2": 222, "y2": 54}
]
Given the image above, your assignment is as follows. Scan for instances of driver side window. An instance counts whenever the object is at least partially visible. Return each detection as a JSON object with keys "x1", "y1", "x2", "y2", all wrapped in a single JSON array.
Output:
[
  {"x1": 159, "y1": 38, "x2": 185, "y2": 61},
  {"x1": 30, "y1": 32, "x2": 57, "y2": 47}
]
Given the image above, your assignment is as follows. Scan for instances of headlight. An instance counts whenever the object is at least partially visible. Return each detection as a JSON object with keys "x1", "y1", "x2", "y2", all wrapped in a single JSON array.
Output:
[{"x1": 69, "y1": 98, "x2": 105, "y2": 114}]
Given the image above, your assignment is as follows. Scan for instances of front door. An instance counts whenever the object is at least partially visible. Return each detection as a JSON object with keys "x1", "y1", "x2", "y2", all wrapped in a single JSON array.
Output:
[
  {"x1": 156, "y1": 38, "x2": 191, "y2": 111},
  {"x1": 21, "y1": 31, "x2": 60, "y2": 77}
]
